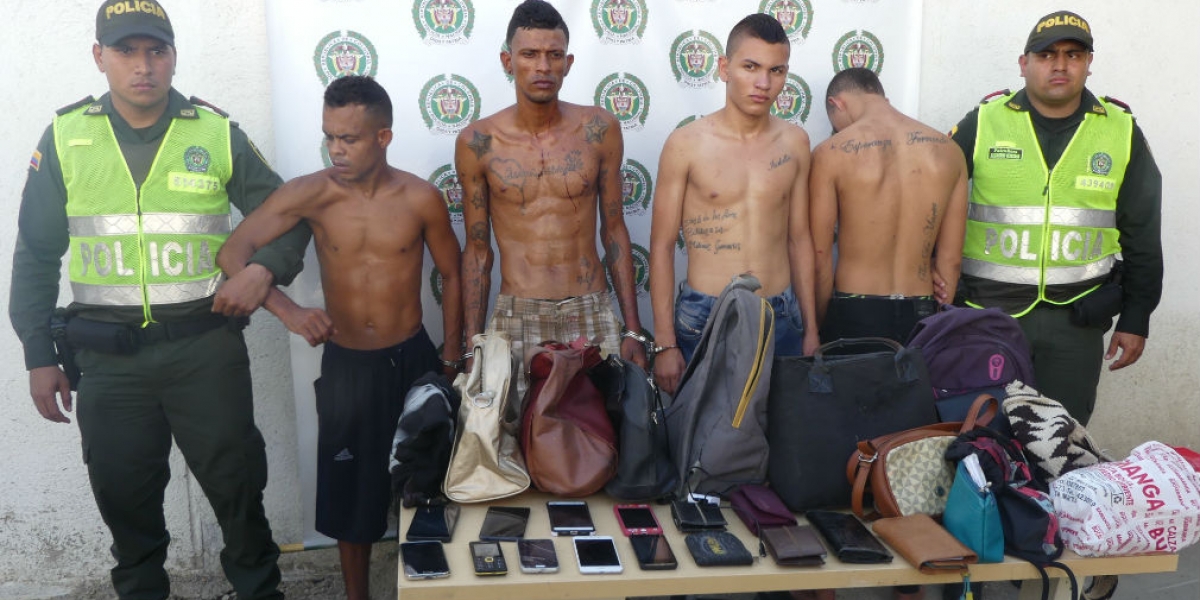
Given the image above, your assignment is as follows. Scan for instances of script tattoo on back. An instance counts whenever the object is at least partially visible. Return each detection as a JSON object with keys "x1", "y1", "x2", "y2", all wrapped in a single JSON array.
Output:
[
  {"x1": 840, "y1": 139, "x2": 893, "y2": 154},
  {"x1": 907, "y1": 131, "x2": 948, "y2": 145}
]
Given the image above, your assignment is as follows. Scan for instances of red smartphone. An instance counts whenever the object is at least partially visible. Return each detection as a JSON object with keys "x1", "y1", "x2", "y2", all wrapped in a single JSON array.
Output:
[{"x1": 613, "y1": 503, "x2": 663, "y2": 536}]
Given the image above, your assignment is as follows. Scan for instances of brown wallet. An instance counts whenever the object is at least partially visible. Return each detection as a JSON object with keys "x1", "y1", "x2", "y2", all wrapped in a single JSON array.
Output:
[
  {"x1": 762, "y1": 525, "x2": 827, "y2": 566},
  {"x1": 872, "y1": 514, "x2": 978, "y2": 574}
]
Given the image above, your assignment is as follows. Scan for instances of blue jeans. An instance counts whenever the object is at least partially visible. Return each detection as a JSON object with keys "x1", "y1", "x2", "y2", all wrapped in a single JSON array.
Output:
[{"x1": 674, "y1": 280, "x2": 805, "y2": 362}]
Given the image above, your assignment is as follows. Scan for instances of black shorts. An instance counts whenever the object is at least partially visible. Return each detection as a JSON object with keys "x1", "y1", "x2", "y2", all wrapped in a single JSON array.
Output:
[
  {"x1": 819, "y1": 292, "x2": 938, "y2": 346},
  {"x1": 314, "y1": 328, "x2": 439, "y2": 543}
]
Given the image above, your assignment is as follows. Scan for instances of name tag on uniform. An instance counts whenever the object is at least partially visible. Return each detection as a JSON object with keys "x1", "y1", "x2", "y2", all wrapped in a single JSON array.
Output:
[
  {"x1": 168, "y1": 172, "x2": 222, "y2": 194},
  {"x1": 987, "y1": 147, "x2": 1023, "y2": 160}
]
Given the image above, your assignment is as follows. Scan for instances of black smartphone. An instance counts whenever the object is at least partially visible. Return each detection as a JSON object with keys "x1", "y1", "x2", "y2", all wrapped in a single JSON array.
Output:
[
  {"x1": 400, "y1": 541, "x2": 450, "y2": 580},
  {"x1": 547, "y1": 500, "x2": 595, "y2": 536},
  {"x1": 517, "y1": 538, "x2": 559, "y2": 574},
  {"x1": 478, "y1": 506, "x2": 530, "y2": 541},
  {"x1": 405, "y1": 504, "x2": 460, "y2": 542},
  {"x1": 629, "y1": 534, "x2": 678, "y2": 570},
  {"x1": 469, "y1": 540, "x2": 508, "y2": 576}
]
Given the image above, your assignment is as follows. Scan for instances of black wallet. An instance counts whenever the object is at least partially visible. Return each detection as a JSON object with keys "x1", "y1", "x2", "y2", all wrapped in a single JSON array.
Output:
[
  {"x1": 684, "y1": 530, "x2": 754, "y2": 566},
  {"x1": 405, "y1": 503, "x2": 460, "y2": 542},
  {"x1": 805, "y1": 510, "x2": 892, "y2": 564},
  {"x1": 670, "y1": 499, "x2": 728, "y2": 532}
]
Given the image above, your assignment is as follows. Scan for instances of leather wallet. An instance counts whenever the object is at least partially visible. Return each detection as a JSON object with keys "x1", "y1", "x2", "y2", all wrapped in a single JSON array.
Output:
[
  {"x1": 729, "y1": 484, "x2": 797, "y2": 535},
  {"x1": 872, "y1": 513, "x2": 978, "y2": 574},
  {"x1": 762, "y1": 525, "x2": 826, "y2": 567},
  {"x1": 805, "y1": 510, "x2": 892, "y2": 564},
  {"x1": 684, "y1": 530, "x2": 754, "y2": 567},
  {"x1": 671, "y1": 499, "x2": 727, "y2": 532},
  {"x1": 405, "y1": 503, "x2": 460, "y2": 542}
]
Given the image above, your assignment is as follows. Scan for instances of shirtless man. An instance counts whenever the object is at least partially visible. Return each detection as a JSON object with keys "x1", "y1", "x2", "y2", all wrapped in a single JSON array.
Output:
[
  {"x1": 456, "y1": 0, "x2": 645, "y2": 396},
  {"x1": 215, "y1": 76, "x2": 462, "y2": 600},
  {"x1": 809, "y1": 67, "x2": 967, "y2": 345},
  {"x1": 650, "y1": 13, "x2": 818, "y2": 395}
]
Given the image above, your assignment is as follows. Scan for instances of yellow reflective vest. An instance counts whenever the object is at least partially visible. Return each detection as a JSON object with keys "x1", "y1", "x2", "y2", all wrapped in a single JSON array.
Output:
[
  {"x1": 54, "y1": 104, "x2": 233, "y2": 323},
  {"x1": 963, "y1": 92, "x2": 1131, "y2": 317}
]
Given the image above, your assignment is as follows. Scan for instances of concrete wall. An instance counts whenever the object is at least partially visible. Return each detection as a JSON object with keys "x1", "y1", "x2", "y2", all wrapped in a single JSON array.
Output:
[
  {"x1": 0, "y1": 0, "x2": 304, "y2": 593},
  {"x1": 917, "y1": 0, "x2": 1200, "y2": 455},
  {"x1": 0, "y1": 0, "x2": 1195, "y2": 593}
]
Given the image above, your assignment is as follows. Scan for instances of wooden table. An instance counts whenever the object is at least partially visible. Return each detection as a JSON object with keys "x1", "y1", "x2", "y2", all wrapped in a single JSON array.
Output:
[{"x1": 396, "y1": 493, "x2": 1178, "y2": 600}]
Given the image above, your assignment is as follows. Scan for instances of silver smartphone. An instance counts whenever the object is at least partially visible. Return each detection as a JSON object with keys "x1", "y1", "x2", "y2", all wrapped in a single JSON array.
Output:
[{"x1": 517, "y1": 538, "x2": 559, "y2": 574}]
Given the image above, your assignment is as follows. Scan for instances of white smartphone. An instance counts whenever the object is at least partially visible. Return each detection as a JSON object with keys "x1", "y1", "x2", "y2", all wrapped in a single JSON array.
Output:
[{"x1": 573, "y1": 536, "x2": 623, "y2": 574}]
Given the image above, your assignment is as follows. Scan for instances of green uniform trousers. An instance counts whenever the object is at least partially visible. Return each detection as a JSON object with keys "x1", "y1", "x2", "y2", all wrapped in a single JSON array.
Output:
[
  {"x1": 74, "y1": 325, "x2": 282, "y2": 600},
  {"x1": 1017, "y1": 304, "x2": 1111, "y2": 426}
]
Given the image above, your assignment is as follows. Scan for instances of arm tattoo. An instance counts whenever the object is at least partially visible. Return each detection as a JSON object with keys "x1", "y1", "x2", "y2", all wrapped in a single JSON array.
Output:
[
  {"x1": 467, "y1": 131, "x2": 493, "y2": 159},
  {"x1": 584, "y1": 115, "x2": 609, "y2": 144}
]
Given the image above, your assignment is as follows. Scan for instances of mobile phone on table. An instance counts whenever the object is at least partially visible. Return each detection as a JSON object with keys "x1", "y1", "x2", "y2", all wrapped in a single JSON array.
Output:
[
  {"x1": 400, "y1": 541, "x2": 450, "y2": 580},
  {"x1": 517, "y1": 538, "x2": 559, "y2": 574},
  {"x1": 614, "y1": 503, "x2": 662, "y2": 536},
  {"x1": 573, "y1": 536, "x2": 623, "y2": 574},
  {"x1": 405, "y1": 503, "x2": 460, "y2": 542},
  {"x1": 469, "y1": 540, "x2": 508, "y2": 576},
  {"x1": 478, "y1": 506, "x2": 530, "y2": 541},
  {"x1": 629, "y1": 534, "x2": 678, "y2": 570},
  {"x1": 547, "y1": 500, "x2": 595, "y2": 536}
]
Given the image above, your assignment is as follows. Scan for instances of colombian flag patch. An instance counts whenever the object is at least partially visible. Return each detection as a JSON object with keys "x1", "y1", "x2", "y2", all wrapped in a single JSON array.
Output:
[{"x1": 29, "y1": 150, "x2": 42, "y2": 171}]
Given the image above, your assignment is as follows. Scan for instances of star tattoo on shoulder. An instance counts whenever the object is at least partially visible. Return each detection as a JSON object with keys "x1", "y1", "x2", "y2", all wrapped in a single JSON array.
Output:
[
  {"x1": 467, "y1": 131, "x2": 492, "y2": 159},
  {"x1": 584, "y1": 115, "x2": 609, "y2": 144}
]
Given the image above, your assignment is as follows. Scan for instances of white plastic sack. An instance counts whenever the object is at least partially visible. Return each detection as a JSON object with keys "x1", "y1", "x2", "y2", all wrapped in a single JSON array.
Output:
[{"x1": 1050, "y1": 441, "x2": 1200, "y2": 557}]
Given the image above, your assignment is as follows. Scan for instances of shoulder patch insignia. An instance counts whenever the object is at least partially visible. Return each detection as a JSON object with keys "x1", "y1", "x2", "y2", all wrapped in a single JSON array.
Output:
[
  {"x1": 29, "y1": 149, "x2": 42, "y2": 171},
  {"x1": 56, "y1": 95, "x2": 97, "y2": 116},
  {"x1": 1103, "y1": 95, "x2": 1132, "y2": 113},
  {"x1": 980, "y1": 89, "x2": 1010, "y2": 104},
  {"x1": 188, "y1": 96, "x2": 229, "y2": 118}
]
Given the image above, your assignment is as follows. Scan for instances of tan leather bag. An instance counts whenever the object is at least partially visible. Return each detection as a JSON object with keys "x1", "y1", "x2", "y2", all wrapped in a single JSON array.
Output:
[
  {"x1": 847, "y1": 394, "x2": 998, "y2": 520},
  {"x1": 443, "y1": 333, "x2": 530, "y2": 503}
]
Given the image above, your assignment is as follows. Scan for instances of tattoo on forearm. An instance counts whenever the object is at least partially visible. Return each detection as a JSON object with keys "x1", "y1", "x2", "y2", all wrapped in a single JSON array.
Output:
[
  {"x1": 469, "y1": 221, "x2": 488, "y2": 244},
  {"x1": 584, "y1": 115, "x2": 609, "y2": 144},
  {"x1": 469, "y1": 188, "x2": 485, "y2": 210},
  {"x1": 840, "y1": 139, "x2": 893, "y2": 154},
  {"x1": 918, "y1": 203, "x2": 939, "y2": 281},
  {"x1": 907, "y1": 131, "x2": 948, "y2": 145},
  {"x1": 467, "y1": 132, "x2": 493, "y2": 159},
  {"x1": 769, "y1": 153, "x2": 793, "y2": 170}
]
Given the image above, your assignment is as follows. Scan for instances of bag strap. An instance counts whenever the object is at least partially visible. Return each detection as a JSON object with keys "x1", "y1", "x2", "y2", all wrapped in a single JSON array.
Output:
[
  {"x1": 958, "y1": 394, "x2": 1001, "y2": 432},
  {"x1": 850, "y1": 439, "x2": 882, "y2": 521}
]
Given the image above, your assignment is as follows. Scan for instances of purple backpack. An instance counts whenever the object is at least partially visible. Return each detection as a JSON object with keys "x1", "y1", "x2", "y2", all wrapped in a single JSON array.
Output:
[{"x1": 906, "y1": 306, "x2": 1035, "y2": 399}]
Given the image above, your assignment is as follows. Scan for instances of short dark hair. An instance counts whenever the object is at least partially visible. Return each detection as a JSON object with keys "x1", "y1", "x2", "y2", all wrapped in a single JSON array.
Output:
[
  {"x1": 826, "y1": 67, "x2": 885, "y2": 101},
  {"x1": 506, "y1": 0, "x2": 569, "y2": 47},
  {"x1": 726, "y1": 13, "x2": 788, "y2": 57},
  {"x1": 324, "y1": 75, "x2": 393, "y2": 128}
]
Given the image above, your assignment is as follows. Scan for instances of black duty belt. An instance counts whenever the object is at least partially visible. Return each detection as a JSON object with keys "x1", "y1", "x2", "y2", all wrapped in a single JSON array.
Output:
[{"x1": 65, "y1": 314, "x2": 249, "y2": 354}]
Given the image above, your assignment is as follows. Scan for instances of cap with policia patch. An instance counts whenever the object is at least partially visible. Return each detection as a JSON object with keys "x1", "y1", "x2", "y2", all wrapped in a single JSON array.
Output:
[
  {"x1": 96, "y1": 0, "x2": 174, "y2": 47},
  {"x1": 1025, "y1": 10, "x2": 1093, "y2": 54}
]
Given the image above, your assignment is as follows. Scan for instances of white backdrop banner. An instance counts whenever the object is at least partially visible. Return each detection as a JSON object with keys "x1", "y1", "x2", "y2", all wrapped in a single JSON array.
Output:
[{"x1": 264, "y1": 0, "x2": 923, "y2": 546}]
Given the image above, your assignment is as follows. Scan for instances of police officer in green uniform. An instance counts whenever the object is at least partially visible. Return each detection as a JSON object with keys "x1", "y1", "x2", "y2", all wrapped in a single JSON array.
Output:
[
  {"x1": 947, "y1": 10, "x2": 1162, "y2": 426},
  {"x1": 8, "y1": 2, "x2": 307, "y2": 598}
]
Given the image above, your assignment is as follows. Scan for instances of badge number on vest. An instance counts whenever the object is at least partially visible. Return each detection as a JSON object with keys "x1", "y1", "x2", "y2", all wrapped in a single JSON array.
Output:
[{"x1": 168, "y1": 172, "x2": 222, "y2": 194}]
